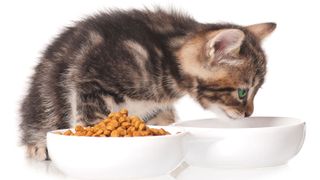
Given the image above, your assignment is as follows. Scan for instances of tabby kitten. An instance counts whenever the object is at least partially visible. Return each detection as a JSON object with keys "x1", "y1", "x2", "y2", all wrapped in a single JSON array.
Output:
[{"x1": 20, "y1": 8, "x2": 276, "y2": 160}]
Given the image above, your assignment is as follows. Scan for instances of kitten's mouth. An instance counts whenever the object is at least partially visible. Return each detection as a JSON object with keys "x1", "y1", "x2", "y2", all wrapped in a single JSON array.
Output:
[
  {"x1": 224, "y1": 109, "x2": 245, "y2": 119},
  {"x1": 209, "y1": 104, "x2": 244, "y2": 119}
]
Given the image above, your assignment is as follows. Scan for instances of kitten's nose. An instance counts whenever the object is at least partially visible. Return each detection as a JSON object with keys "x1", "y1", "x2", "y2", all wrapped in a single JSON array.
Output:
[
  {"x1": 245, "y1": 102, "x2": 254, "y2": 117},
  {"x1": 245, "y1": 111, "x2": 252, "y2": 117}
]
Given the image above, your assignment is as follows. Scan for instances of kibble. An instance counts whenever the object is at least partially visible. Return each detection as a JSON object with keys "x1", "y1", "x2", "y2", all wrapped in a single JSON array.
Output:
[{"x1": 60, "y1": 109, "x2": 170, "y2": 137}]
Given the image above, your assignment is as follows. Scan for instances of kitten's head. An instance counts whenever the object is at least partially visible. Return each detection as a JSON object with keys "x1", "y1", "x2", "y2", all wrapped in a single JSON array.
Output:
[{"x1": 177, "y1": 22, "x2": 276, "y2": 118}]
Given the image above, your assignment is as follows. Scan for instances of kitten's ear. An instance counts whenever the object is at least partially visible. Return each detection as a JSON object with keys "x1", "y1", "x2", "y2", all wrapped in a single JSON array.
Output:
[
  {"x1": 246, "y1": 22, "x2": 276, "y2": 40},
  {"x1": 206, "y1": 29, "x2": 245, "y2": 59}
]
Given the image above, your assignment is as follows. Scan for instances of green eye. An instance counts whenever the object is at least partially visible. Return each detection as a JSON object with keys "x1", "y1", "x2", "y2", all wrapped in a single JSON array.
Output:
[{"x1": 238, "y1": 89, "x2": 248, "y2": 99}]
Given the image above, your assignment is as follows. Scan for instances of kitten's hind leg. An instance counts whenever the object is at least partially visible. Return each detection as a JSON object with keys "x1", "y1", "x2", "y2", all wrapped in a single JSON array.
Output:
[
  {"x1": 146, "y1": 108, "x2": 176, "y2": 126},
  {"x1": 20, "y1": 87, "x2": 61, "y2": 161},
  {"x1": 21, "y1": 128, "x2": 49, "y2": 161},
  {"x1": 27, "y1": 143, "x2": 48, "y2": 161}
]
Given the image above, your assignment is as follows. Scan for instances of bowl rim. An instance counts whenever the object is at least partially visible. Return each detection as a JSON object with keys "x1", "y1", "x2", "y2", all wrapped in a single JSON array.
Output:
[
  {"x1": 47, "y1": 126, "x2": 187, "y2": 140},
  {"x1": 173, "y1": 116, "x2": 305, "y2": 130}
]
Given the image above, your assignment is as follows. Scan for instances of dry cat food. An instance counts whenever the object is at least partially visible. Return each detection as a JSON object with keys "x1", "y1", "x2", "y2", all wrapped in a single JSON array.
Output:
[{"x1": 59, "y1": 109, "x2": 170, "y2": 137}]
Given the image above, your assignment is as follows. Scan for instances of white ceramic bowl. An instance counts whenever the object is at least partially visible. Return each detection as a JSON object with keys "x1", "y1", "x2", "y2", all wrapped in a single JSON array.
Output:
[
  {"x1": 47, "y1": 126, "x2": 186, "y2": 179},
  {"x1": 174, "y1": 117, "x2": 305, "y2": 168}
]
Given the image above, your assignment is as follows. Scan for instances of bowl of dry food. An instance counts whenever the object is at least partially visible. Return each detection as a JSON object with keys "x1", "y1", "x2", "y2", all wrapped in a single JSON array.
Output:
[{"x1": 47, "y1": 109, "x2": 186, "y2": 179}]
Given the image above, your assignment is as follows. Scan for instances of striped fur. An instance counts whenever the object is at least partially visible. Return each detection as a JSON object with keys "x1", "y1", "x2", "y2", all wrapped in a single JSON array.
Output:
[{"x1": 20, "y1": 8, "x2": 275, "y2": 160}]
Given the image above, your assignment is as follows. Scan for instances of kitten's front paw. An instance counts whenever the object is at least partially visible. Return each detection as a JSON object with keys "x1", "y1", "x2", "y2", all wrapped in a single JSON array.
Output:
[
  {"x1": 26, "y1": 144, "x2": 48, "y2": 161},
  {"x1": 146, "y1": 118, "x2": 175, "y2": 126},
  {"x1": 78, "y1": 113, "x2": 107, "y2": 126},
  {"x1": 146, "y1": 109, "x2": 176, "y2": 126}
]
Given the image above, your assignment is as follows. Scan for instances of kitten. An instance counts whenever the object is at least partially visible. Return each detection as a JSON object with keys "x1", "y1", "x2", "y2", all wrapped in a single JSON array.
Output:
[{"x1": 20, "y1": 8, "x2": 276, "y2": 160}]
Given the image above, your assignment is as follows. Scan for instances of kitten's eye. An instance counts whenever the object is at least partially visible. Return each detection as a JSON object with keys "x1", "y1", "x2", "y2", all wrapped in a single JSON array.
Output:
[{"x1": 238, "y1": 88, "x2": 248, "y2": 99}]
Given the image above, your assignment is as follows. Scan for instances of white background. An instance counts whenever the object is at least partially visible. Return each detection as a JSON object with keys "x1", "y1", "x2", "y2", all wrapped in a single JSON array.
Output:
[{"x1": 0, "y1": 0, "x2": 319, "y2": 179}]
